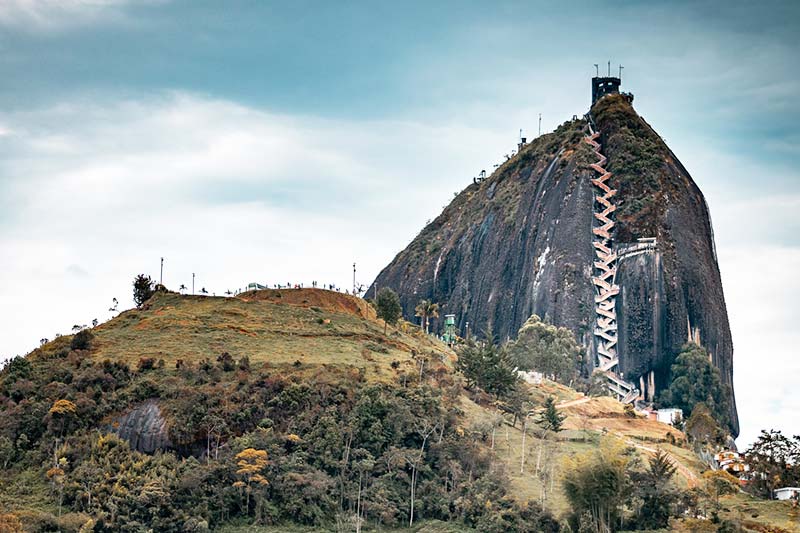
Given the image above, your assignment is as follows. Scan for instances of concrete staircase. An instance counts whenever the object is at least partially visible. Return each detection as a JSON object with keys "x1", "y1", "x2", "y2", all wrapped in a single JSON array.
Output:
[{"x1": 584, "y1": 124, "x2": 639, "y2": 404}]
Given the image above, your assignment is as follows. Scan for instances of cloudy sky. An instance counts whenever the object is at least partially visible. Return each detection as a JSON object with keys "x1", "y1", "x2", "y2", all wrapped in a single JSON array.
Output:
[{"x1": 1, "y1": 0, "x2": 798, "y2": 448}]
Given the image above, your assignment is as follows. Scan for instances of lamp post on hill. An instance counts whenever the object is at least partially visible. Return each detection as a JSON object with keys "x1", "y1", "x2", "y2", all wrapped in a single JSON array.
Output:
[
  {"x1": 192, "y1": 273, "x2": 195, "y2": 295},
  {"x1": 353, "y1": 262, "x2": 356, "y2": 295},
  {"x1": 160, "y1": 257, "x2": 164, "y2": 286}
]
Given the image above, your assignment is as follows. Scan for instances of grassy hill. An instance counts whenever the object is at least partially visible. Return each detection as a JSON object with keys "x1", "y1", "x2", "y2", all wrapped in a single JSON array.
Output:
[
  {"x1": 0, "y1": 289, "x2": 796, "y2": 532},
  {"x1": 88, "y1": 288, "x2": 451, "y2": 382}
]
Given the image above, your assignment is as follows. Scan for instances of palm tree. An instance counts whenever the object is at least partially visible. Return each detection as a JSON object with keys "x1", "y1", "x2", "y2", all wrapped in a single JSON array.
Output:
[
  {"x1": 414, "y1": 300, "x2": 440, "y2": 334},
  {"x1": 179, "y1": 284, "x2": 187, "y2": 293}
]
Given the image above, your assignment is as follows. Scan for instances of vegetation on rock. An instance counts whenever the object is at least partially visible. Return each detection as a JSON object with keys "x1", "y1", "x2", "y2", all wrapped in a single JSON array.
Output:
[
  {"x1": 658, "y1": 343, "x2": 731, "y2": 431},
  {"x1": 508, "y1": 315, "x2": 581, "y2": 385}
]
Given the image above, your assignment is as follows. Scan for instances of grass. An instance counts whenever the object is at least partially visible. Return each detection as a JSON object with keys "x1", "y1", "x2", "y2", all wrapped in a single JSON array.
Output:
[
  {"x1": 87, "y1": 290, "x2": 455, "y2": 384},
  {"x1": 461, "y1": 380, "x2": 714, "y2": 519},
  {"x1": 718, "y1": 493, "x2": 800, "y2": 532},
  {"x1": 0, "y1": 466, "x2": 56, "y2": 516}
]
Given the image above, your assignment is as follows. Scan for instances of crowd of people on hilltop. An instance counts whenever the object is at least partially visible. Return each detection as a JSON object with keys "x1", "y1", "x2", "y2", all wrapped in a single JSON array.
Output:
[{"x1": 230, "y1": 281, "x2": 357, "y2": 296}]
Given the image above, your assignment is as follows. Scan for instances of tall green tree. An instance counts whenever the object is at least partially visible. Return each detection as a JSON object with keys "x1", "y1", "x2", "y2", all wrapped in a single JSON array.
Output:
[
  {"x1": 133, "y1": 274, "x2": 156, "y2": 308},
  {"x1": 456, "y1": 331, "x2": 518, "y2": 399},
  {"x1": 631, "y1": 449, "x2": 678, "y2": 529},
  {"x1": 658, "y1": 343, "x2": 730, "y2": 429},
  {"x1": 508, "y1": 315, "x2": 580, "y2": 384},
  {"x1": 375, "y1": 288, "x2": 402, "y2": 335},
  {"x1": 538, "y1": 396, "x2": 565, "y2": 432},
  {"x1": 562, "y1": 439, "x2": 631, "y2": 533}
]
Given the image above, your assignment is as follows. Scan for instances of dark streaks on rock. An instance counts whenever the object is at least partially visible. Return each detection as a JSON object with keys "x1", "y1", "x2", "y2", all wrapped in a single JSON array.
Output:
[{"x1": 370, "y1": 95, "x2": 737, "y2": 435}]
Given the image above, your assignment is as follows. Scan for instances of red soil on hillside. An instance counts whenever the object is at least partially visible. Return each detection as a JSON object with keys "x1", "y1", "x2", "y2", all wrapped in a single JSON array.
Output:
[{"x1": 237, "y1": 288, "x2": 377, "y2": 321}]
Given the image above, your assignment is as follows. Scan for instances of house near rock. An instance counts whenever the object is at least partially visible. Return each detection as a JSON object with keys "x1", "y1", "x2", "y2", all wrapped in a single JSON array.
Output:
[{"x1": 774, "y1": 487, "x2": 800, "y2": 501}]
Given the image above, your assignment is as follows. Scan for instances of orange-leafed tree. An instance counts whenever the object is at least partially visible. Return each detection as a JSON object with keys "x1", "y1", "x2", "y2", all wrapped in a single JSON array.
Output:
[
  {"x1": 48, "y1": 399, "x2": 77, "y2": 437},
  {"x1": 0, "y1": 513, "x2": 23, "y2": 533},
  {"x1": 233, "y1": 448, "x2": 269, "y2": 516}
]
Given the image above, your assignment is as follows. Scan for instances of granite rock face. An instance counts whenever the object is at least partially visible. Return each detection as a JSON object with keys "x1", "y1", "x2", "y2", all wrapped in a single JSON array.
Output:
[
  {"x1": 369, "y1": 95, "x2": 738, "y2": 435},
  {"x1": 115, "y1": 399, "x2": 173, "y2": 453}
]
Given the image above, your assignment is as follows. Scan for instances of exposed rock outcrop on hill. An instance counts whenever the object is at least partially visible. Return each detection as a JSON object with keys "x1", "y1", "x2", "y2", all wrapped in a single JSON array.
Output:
[
  {"x1": 369, "y1": 94, "x2": 737, "y2": 434},
  {"x1": 114, "y1": 399, "x2": 172, "y2": 453}
]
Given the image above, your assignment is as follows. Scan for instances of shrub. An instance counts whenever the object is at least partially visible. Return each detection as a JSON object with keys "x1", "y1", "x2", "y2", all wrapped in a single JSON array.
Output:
[
  {"x1": 137, "y1": 357, "x2": 156, "y2": 371},
  {"x1": 217, "y1": 352, "x2": 235, "y2": 372},
  {"x1": 70, "y1": 330, "x2": 94, "y2": 351}
]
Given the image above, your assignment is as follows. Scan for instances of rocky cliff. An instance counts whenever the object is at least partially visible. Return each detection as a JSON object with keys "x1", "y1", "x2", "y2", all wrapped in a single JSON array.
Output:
[
  {"x1": 369, "y1": 94, "x2": 738, "y2": 435},
  {"x1": 114, "y1": 399, "x2": 173, "y2": 454}
]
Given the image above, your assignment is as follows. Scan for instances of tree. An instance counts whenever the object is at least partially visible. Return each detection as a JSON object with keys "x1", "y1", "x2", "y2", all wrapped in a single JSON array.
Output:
[
  {"x1": 504, "y1": 383, "x2": 533, "y2": 428},
  {"x1": 508, "y1": 315, "x2": 580, "y2": 384},
  {"x1": 658, "y1": 343, "x2": 731, "y2": 430},
  {"x1": 406, "y1": 419, "x2": 439, "y2": 526},
  {"x1": 745, "y1": 429, "x2": 800, "y2": 499},
  {"x1": 632, "y1": 449, "x2": 679, "y2": 529},
  {"x1": 684, "y1": 403, "x2": 725, "y2": 447},
  {"x1": 133, "y1": 274, "x2": 155, "y2": 307},
  {"x1": 48, "y1": 399, "x2": 77, "y2": 437},
  {"x1": 562, "y1": 439, "x2": 631, "y2": 533},
  {"x1": 0, "y1": 513, "x2": 23, "y2": 533},
  {"x1": 456, "y1": 332, "x2": 518, "y2": 398},
  {"x1": 414, "y1": 299, "x2": 439, "y2": 334},
  {"x1": 538, "y1": 396, "x2": 565, "y2": 433},
  {"x1": 233, "y1": 448, "x2": 270, "y2": 516},
  {"x1": 376, "y1": 288, "x2": 402, "y2": 335},
  {"x1": 702, "y1": 470, "x2": 739, "y2": 511},
  {"x1": 0, "y1": 436, "x2": 13, "y2": 469}
]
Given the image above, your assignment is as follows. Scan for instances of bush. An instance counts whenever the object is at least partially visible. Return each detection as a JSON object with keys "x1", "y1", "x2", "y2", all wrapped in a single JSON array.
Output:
[
  {"x1": 217, "y1": 352, "x2": 235, "y2": 372},
  {"x1": 70, "y1": 330, "x2": 94, "y2": 351},
  {"x1": 137, "y1": 357, "x2": 156, "y2": 371}
]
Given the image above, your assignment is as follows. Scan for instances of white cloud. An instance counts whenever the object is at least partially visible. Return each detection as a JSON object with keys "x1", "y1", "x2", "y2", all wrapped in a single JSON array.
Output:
[
  {"x1": 719, "y1": 245, "x2": 800, "y2": 447},
  {"x1": 0, "y1": 92, "x2": 509, "y2": 360},
  {"x1": 0, "y1": 0, "x2": 155, "y2": 31}
]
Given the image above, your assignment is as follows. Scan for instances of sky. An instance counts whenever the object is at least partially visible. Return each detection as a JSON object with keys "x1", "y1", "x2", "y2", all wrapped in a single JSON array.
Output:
[{"x1": 0, "y1": 0, "x2": 798, "y2": 449}]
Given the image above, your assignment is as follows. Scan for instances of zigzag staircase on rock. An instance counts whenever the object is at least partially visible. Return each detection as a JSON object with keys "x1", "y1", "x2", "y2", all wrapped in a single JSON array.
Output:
[{"x1": 584, "y1": 123, "x2": 639, "y2": 404}]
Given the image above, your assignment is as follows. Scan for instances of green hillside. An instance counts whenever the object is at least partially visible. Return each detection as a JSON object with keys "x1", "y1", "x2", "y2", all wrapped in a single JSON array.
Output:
[{"x1": 0, "y1": 290, "x2": 796, "y2": 532}]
